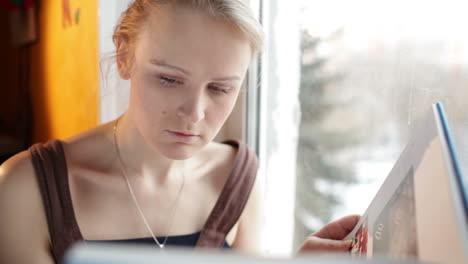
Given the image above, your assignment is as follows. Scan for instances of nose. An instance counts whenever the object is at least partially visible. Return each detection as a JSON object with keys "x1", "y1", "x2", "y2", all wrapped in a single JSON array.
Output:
[{"x1": 176, "y1": 90, "x2": 206, "y2": 123}]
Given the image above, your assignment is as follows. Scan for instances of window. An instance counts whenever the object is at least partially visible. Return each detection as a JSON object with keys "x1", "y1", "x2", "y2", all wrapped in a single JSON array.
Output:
[
  {"x1": 256, "y1": 0, "x2": 468, "y2": 256},
  {"x1": 98, "y1": 0, "x2": 133, "y2": 123}
]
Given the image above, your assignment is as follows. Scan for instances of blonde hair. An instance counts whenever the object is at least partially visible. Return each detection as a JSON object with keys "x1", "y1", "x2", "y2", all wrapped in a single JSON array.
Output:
[{"x1": 113, "y1": 0, "x2": 264, "y2": 63}]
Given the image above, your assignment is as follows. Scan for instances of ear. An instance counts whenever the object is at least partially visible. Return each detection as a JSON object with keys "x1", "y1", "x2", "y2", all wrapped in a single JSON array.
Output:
[{"x1": 116, "y1": 38, "x2": 132, "y2": 80}]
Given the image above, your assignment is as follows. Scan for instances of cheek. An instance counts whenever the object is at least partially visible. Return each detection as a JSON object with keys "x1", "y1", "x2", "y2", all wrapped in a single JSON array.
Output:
[
  {"x1": 140, "y1": 94, "x2": 172, "y2": 119},
  {"x1": 133, "y1": 78, "x2": 172, "y2": 116},
  {"x1": 208, "y1": 97, "x2": 238, "y2": 126}
]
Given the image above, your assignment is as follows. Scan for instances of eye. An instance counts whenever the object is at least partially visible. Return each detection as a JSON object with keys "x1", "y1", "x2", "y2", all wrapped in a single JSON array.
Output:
[
  {"x1": 159, "y1": 76, "x2": 183, "y2": 87},
  {"x1": 208, "y1": 84, "x2": 230, "y2": 95}
]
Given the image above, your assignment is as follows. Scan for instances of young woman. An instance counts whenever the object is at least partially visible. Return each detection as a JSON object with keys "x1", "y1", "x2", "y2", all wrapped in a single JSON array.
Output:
[{"x1": 0, "y1": 1, "x2": 359, "y2": 263}]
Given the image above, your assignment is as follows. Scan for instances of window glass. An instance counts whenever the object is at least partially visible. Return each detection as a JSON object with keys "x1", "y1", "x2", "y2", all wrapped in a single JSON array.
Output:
[{"x1": 258, "y1": 0, "x2": 468, "y2": 253}]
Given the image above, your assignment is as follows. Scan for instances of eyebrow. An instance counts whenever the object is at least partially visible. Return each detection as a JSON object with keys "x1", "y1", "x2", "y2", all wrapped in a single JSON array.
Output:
[
  {"x1": 150, "y1": 59, "x2": 190, "y2": 75},
  {"x1": 149, "y1": 59, "x2": 241, "y2": 82}
]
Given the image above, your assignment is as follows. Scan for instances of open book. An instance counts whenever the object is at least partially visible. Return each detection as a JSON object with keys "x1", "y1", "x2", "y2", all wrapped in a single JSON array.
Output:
[{"x1": 346, "y1": 102, "x2": 468, "y2": 264}]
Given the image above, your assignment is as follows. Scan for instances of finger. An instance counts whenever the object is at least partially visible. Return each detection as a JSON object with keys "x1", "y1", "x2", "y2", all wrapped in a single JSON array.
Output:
[
  {"x1": 313, "y1": 215, "x2": 361, "y2": 240},
  {"x1": 298, "y1": 236, "x2": 352, "y2": 253}
]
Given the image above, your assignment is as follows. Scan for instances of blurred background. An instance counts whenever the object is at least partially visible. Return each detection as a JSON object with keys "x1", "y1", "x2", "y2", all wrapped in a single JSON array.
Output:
[
  {"x1": 0, "y1": 0, "x2": 467, "y2": 256},
  {"x1": 0, "y1": 0, "x2": 98, "y2": 164}
]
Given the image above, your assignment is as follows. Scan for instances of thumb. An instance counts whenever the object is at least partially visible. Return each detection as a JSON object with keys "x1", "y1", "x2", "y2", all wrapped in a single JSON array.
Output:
[{"x1": 298, "y1": 236, "x2": 352, "y2": 253}]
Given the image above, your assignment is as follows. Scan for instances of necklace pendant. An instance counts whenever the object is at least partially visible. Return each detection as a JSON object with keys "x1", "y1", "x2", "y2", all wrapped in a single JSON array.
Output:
[{"x1": 159, "y1": 244, "x2": 164, "y2": 249}]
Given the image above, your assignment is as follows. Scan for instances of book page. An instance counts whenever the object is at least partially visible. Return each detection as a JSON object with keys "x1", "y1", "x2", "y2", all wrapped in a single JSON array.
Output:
[{"x1": 345, "y1": 104, "x2": 468, "y2": 264}]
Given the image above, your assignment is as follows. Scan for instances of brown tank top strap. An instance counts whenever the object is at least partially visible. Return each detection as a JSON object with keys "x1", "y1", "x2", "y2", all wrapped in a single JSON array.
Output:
[
  {"x1": 196, "y1": 140, "x2": 258, "y2": 247},
  {"x1": 29, "y1": 140, "x2": 83, "y2": 262}
]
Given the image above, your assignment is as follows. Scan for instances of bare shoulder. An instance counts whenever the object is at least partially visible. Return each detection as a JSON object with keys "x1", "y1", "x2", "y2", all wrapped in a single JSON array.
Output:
[
  {"x1": 0, "y1": 149, "x2": 37, "y2": 195},
  {"x1": 202, "y1": 141, "x2": 238, "y2": 170},
  {"x1": 62, "y1": 122, "x2": 112, "y2": 150},
  {"x1": 0, "y1": 151, "x2": 54, "y2": 263},
  {"x1": 202, "y1": 140, "x2": 258, "y2": 172},
  {"x1": 61, "y1": 122, "x2": 115, "y2": 169},
  {"x1": 0, "y1": 151, "x2": 44, "y2": 234}
]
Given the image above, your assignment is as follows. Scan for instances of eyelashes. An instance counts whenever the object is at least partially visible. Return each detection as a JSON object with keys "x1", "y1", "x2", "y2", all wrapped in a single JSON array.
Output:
[
  {"x1": 160, "y1": 76, "x2": 183, "y2": 87},
  {"x1": 158, "y1": 75, "x2": 230, "y2": 95}
]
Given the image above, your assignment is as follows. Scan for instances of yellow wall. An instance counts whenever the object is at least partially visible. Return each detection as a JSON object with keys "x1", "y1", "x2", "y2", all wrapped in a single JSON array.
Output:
[{"x1": 31, "y1": 0, "x2": 98, "y2": 142}]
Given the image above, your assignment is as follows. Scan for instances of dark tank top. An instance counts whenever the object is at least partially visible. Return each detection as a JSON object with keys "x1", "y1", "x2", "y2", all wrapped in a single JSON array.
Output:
[
  {"x1": 86, "y1": 231, "x2": 230, "y2": 248},
  {"x1": 29, "y1": 139, "x2": 258, "y2": 263}
]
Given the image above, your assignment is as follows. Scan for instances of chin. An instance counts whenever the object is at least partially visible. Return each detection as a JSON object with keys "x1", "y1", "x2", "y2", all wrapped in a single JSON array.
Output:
[
  {"x1": 164, "y1": 150, "x2": 194, "y2": 160},
  {"x1": 159, "y1": 142, "x2": 202, "y2": 160}
]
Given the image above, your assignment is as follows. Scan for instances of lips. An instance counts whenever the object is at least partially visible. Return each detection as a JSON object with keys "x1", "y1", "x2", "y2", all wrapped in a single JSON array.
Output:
[
  {"x1": 169, "y1": 131, "x2": 199, "y2": 137},
  {"x1": 166, "y1": 130, "x2": 200, "y2": 144}
]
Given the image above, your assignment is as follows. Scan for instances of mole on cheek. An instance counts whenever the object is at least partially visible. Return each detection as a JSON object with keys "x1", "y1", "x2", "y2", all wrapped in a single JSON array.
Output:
[{"x1": 161, "y1": 110, "x2": 167, "y2": 115}]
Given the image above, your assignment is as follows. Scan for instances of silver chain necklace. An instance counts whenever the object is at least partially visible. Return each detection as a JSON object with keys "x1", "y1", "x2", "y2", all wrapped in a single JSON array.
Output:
[{"x1": 113, "y1": 117, "x2": 185, "y2": 249}]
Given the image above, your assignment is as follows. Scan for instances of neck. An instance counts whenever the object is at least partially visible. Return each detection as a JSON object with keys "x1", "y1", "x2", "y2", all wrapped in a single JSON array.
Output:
[{"x1": 113, "y1": 113, "x2": 185, "y2": 185}]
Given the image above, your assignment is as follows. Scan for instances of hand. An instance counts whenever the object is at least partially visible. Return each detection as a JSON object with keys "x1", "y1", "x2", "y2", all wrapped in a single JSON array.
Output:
[{"x1": 297, "y1": 214, "x2": 361, "y2": 254}]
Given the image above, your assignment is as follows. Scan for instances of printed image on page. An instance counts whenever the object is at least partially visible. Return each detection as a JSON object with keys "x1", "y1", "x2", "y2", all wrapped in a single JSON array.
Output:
[
  {"x1": 372, "y1": 168, "x2": 418, "y2": 258},
  {"x1": 349, "y1": 216, "x2": 369, "y2": 257}
]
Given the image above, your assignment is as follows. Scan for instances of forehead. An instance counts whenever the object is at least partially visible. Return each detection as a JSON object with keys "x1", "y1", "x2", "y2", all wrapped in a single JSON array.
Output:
[{"x1": 134, "y1": 5, "x2": 252, "y2": 75}]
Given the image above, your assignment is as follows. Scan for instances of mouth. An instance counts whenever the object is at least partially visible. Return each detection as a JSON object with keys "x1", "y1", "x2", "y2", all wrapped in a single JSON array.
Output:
[
  {"x1": 168, "y1": 130, "x2": 199, "y2": 137},
  {"x1": 166, "y1": 130, "x2": 201, "y2": 145}
]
